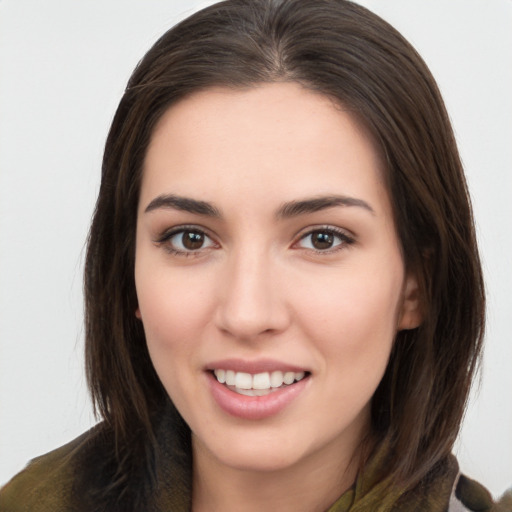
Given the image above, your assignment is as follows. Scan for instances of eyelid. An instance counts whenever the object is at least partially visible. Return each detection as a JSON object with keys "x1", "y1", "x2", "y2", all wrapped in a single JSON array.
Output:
[
  {"x1": 293, "y1": 225, "x2": 355, "y2": 252},
  {"x1": 154, "y1": 224, "x2": 219, "y2": 256}
]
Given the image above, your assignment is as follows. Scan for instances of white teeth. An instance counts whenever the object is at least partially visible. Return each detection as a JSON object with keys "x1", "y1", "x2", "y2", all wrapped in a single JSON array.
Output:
[
  {"x1": 283, "y1": 371, "x2": 295, "y2": 385},
  {"x1": 253, "y1": 372, "x2": 271, "y2": 390},
  {"x1": 295, "y1": 371, "x2": 305, "y2": 381},
  {"x1": 214, "y1": 369, "x2": 226, "y2": 384},
  {"x1": 235, "y1": 388, "x2": 256, "y2": 396},
  {"x1": 213, "y1": 369, "x2": 307, "y2": 391},
  {"x1": 235, "y1": 372, "x2": 252, "y2": 390},
  {"x1": 225, "y1": 370, "x2": 236, "y2": 386},
  {"x1": 236, "y1": 388, "x2": 273, "y2": 397},
  {"x1": 270, "y1": 371, "x2": 284, "y2": 388}
]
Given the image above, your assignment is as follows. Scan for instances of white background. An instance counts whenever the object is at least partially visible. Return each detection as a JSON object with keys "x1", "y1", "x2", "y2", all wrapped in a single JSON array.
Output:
[{"x1": 1, "y1": 0, "x2": 511, "y2": 498}]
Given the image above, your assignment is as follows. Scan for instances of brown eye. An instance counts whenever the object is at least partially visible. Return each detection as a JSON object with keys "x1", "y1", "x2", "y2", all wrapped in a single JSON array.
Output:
[
  {"x1": 297, "y1": 228, "x2": 353, "y2": 252},
  {"x1": 165, "y1": 228, "x2": 215, "y2": 254},
  {"x1": 311, "y1": 231, "x2": 334, "y2": 250},
  {"x1": 182, "y1": 231, "x2": 205, "y2": 250}
]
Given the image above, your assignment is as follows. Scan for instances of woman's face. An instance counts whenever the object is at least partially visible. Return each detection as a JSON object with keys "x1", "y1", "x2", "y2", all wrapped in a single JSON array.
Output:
[{"x1": 135, "y1": 83, "x2": 421, "y2": 474}]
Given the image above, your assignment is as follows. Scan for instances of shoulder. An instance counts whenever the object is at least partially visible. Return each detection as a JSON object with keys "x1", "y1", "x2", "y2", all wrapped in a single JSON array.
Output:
[
  {"x1": 450, "y1": 474, "x2": 512, "y2": 512},
  {"x1": 0, "y1": 403, "x2": 192, "y2": 512},
  {"x1": 0, "y1": 425, "x2": 104, "y2": 512}
]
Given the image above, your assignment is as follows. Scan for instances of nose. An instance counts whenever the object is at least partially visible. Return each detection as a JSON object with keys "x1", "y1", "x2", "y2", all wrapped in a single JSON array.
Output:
[{"x1": 214, "y1": 247, "x2": 290, "y2": 341}]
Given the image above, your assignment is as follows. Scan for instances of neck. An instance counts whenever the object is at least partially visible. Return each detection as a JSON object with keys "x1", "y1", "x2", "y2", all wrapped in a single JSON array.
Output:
[{"x1": 191, "y1": 433, "x2": 368, "y2": 512}]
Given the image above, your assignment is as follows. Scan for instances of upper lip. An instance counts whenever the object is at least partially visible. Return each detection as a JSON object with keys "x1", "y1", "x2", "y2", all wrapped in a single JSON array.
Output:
[{"x1": 205, "y1": 358, "x2": 309, "y2": 374}]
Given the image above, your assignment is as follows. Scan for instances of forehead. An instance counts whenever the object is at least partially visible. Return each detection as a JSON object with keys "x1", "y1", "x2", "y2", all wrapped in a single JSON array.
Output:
[
  {"x1": 141, "y1": 83, "x2": 389, "y2": 216},
  {"x1": 148, "y1": 83, "x2": 378, "y2": 159}
]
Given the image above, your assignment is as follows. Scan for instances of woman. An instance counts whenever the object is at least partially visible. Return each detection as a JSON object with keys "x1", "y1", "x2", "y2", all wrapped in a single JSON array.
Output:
[{"x1": 1, "y1": 1, "x2": 509, "y2": 510}]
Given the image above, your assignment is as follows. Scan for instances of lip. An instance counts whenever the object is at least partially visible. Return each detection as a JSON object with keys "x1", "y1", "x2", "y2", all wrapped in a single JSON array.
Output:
[
  {"x1": 206, "y1": 370, "x2": 310, "y2": 420},
  {"x1": 206, "y1": 358, "x2": 308, "y2": 374}
]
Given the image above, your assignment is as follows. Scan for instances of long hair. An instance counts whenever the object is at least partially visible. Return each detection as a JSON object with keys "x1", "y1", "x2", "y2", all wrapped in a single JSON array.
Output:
[{"x1": 84, "y1": 0, "x2": 485, "y2": 504}]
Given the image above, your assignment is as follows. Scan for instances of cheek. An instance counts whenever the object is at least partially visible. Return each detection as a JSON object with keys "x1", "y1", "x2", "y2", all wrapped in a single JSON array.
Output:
[
  {"x1": 294, "y1": 262, "x2": 403, "y2": 363},
  {"x1": 135, "y1": 266, "x2": 215, "y2": 366},
  {"x1": 134, "y1": 267, "x2": 218, "y2": 417}
]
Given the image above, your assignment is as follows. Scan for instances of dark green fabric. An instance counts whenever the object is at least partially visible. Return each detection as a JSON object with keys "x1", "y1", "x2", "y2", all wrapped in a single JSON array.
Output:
[
  {"x1": 326, "y1": 441, "x2": 457, "y2": 512},
  {"x1": 0, "y1": 412, "x2": 192, "y2": 512},
  {"x1": 0, "y1": 432, "x2": 85, "y2": 512},
  {"x1": 1, "y1": 418, "x2": 508, "y2": 511}
]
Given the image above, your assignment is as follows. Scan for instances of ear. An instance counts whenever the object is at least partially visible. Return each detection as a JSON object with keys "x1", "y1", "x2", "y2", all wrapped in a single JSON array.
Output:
[
  {"x1": 397, "y1": 273, "x2": 423, "y2": 330},
  {"x1": 135, "y1": 307, "x2": 142, "y2": 320}
]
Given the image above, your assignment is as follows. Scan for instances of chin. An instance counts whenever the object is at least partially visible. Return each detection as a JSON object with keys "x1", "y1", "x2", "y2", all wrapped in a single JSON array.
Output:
[
  {"x1": 217, "y1": 448, "x2": 304, "y2": 474},
  {"x1": 193, "y1": 430, "x2": 311, "y2": 474}
]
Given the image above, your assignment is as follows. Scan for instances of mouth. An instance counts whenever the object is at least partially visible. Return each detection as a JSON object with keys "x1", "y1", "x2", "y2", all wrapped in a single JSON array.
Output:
[
  {"x1": 206, "y1": 361, "x2": 310, "y2": 420},
  {"x1": 211, "y1": 369, "x2": 308, "y2": 397}
]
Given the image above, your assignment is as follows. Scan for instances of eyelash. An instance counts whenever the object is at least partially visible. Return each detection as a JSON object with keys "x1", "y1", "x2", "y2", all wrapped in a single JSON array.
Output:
[
  {"x1": 295, "y1": 226, "x2": 355, "y2": 254},
  {"x1": 154, "y1": 225, "x2": 355, "y2": 257},
  {"x1": 155, "y1": 225, "x2": 217, "y2": 257}
]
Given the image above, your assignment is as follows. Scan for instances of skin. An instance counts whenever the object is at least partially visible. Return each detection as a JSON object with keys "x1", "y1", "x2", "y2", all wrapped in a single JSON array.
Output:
[{"x1": 135, "y1": 83, "x2": 421, "y2": 512}]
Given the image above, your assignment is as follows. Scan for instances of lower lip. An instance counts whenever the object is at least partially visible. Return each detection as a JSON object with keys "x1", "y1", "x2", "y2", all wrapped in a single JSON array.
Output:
[{"x1": 207, "y1": 372, "x2": 309, "y2": 420}]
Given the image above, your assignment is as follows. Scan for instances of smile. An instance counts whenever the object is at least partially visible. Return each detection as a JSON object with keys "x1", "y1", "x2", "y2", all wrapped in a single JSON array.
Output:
[
  {"x1": 213, "y1": 369, "x2": 307, "y2": 396},
  {"x1": 207, "y1": 362, "x2": 311, "y2": 420}
]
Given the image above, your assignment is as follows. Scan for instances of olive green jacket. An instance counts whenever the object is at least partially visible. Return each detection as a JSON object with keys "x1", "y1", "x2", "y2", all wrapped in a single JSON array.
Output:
[{"x1": 1, "y1": 416, "x2": 510, "y2": 512}]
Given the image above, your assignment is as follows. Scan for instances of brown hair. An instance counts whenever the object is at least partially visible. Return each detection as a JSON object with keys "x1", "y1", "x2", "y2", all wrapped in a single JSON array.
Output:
[{"x1": 84, "y1": 0, "x2": 485, "y2": 504}]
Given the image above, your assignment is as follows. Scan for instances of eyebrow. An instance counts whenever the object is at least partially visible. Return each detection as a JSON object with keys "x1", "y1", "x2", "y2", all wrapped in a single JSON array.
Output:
[
  {"x1": 144, "y1": 194, "x2": 221, "y2": 217},
  {"x1": 144, "y1": 193, "x2": 374, "y2": 218},
  {"x1": 276, "y1": 195, "x2": 375, "y2": 218}
]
